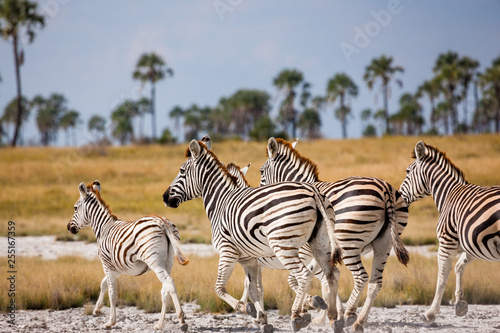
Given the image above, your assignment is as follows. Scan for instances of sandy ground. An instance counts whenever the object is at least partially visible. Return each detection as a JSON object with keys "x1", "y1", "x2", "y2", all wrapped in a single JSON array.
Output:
[
  {"x1": 2, "y1": 302, "x2": 499, "y2": 333},
  {"x1": 1, "y1": 237, "x2": 499, "y2": 332}
]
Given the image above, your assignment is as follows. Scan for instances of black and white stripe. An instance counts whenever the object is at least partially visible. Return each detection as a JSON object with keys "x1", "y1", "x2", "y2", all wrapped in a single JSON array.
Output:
[
  {"x1": 163, "y1": 140, "x2": 344, "y2": 333},
  {"x1": 226, "y1": 162, "x2": 338, "y2": 322},
  {"x1": 67, "y1": 180, "x2": 189, "y2": 331},
  {"x1": 399, "y1": 140, "x2": 500, "y2": 322},
  {"x1": 259, "y1": 137, "x2": 409, "y2": 331}
]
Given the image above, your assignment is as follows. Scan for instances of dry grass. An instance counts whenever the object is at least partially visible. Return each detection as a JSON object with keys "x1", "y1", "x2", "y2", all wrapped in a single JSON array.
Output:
[
  {"x1": 1, "y1": 253, "x2": 498, "y2": 314},
  {"x1": 2, "y1": 135, "x2": 500, "y2": 245}
]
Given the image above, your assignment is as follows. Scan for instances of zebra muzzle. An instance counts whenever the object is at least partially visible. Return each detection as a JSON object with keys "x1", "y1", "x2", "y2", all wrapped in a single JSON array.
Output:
[
  {"x1": 67, "y1": 222, "x2": 78, "y2": 234},
  {"x1": 163, "y1": 188, "x2": 181, "y2": 208}
]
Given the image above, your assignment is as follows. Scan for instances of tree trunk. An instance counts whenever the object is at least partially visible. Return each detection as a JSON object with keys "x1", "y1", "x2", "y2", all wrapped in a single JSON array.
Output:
[
  {"x1": 10, "y1": 35, "x2": 23, "y2": 147},
  {"x1": 383, "y1": 83, "x2": 389, "y2": 135},
  {"x1": 340, "y1": 94, "x2": 347, "y2": 139},
  {"x1": 151, "y1": 83, "x2": 157, "y2": 140}
]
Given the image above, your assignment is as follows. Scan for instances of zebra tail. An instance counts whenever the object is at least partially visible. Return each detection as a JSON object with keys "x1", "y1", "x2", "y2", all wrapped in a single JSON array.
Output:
[
  {"x1": 162, "y1": 219, "x2": 190, "y2": 266},
  {"x1": 387, "y1": 188, "x2": 409, "y2": 266},
  {"x1": 316, "y1": 193, "x2": 343, "y2": 266}
]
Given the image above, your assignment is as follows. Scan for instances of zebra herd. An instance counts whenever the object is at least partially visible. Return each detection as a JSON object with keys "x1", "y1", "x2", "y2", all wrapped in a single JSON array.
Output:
[{"x1": 67, "y1": 137, "x2": 500, "y2": 333}]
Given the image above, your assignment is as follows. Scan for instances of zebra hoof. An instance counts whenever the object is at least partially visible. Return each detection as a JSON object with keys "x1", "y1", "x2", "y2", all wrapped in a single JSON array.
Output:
[
  {"x1": 261, "y1": 323, "x2": 274, "y2": 333},
  {"x1": 455, "y1": 300, "x2": 468, "y2": 317},
  {"x1": 331, "y1": 319, "x2": 344, "y2": 333},
  {"x1": 311, "y1": 295, "x2": 328, "y2": 310},
  {"x1": 246, "y1": 302, "x2": 257, "y2": 318},
  {"x1": 353, "y1": 321, "x2": 364, "y2": 332},
  {"x1": 180, "y1": 323, "x2": 188, "y2": 332},
  {"x1": 345, "y1": 313, "x2": 357, "y2": 327},
  {"x1": 423, "y1": 312, "x2": 436, "y2": 323},
  {"x1": 291, "y1": 313, "x2": 311, "y2": 332}
]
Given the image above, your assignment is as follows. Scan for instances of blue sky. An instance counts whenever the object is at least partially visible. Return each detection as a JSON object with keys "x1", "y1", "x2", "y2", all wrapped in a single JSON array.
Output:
[{"x1": 1, "y1": 0, "x2": 499, "y2": 145}]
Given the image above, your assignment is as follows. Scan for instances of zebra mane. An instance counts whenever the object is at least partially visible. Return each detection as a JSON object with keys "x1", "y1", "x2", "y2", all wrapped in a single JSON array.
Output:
[
  {"x1": 86, "y1": 183, "x2": 119, "y2": 220},
  {"x1": 185, "y1": 141, "x2": 240, "y2": 187},
  {"x1": 412, "y1": 143, "x2": 468, "y2": 184},
  {"x1": 272, "y1": 138, "x2": 320, "y2": 181}
]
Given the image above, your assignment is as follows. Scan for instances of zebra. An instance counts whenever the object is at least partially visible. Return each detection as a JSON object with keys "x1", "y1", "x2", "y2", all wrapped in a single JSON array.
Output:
[
  {"x1": 226, "y1": 161, "x2": 340, "y2": 324},
  {"x1": 163, "y1": 139, "x2": 345, "y2": 333},
  {"x1": 399, "y1": 140, "x2": 500, "y2": 322},
  {"x1": 259, "y1": 137, "x2": 409, "y2": 332},
  {"x1": 67, "y1": 180, "x2": 189, "y2": 331}
]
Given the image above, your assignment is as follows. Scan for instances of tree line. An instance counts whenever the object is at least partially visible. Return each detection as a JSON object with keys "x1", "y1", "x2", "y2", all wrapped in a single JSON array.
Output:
[{"x1": 1, "y1": 0, "x2": 500, "y2": 146}]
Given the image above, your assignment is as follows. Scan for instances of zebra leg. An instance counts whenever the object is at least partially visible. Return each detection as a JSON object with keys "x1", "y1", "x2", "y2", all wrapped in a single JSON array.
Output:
[
  {"x1": 93, "y1": 276, "x2": 108, "y2": 316},
  {"x1": 307, "y1": 235, "x2": 343, "y2": 333},
  {"x1": 240, "y1": 259, "x2": 273, "y2": 332},
  {"x1": 343, "y1": 253, "x2": 367, "y2": 327},
  {"x1": 273, "y1": 247, "x2": 313, "y2": 332},
  {"x1": 103, "y1": 271, "x2": 119, "y2": 329},
  {"x1": 215, "y1": 252, "x2": 257, "y2": 318},
  {"x1": 151, "y1": 267, "x2": 188, "y2": 332},
  {"x1": 240, "y1": 275, "x2": 250, "y2": 303},
  {"x1": 312, "y1": 271, "x2": 344, "y2": 326},
  {"x1": 454, "y1": 252, "x2": 474, "y2": 317},
  {"x1": 424, "y1": 243, "x2": 457, "y2": 322},
  {"x1": 353, "y1": 231, "x2": 391, "y2": 332},
  {"x1": 299, "y1": 259, "x2": 328, "y2": 312}
]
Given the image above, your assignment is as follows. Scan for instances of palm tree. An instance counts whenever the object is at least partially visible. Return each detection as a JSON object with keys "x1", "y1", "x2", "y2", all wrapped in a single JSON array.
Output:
[
  {"x1": 228, "y1": 89, "x2": 271, "y2": 138},
  {"x1": 363, "y1": 55, "x2": 404, "y2": 134},
  {"x1": 478, "y1": 56, "x2": 500, "y2": 132},
  {"x1": 416, "y1": 77, "x2": 442, "y2": 132},
  {"x1": 111, "y1": 103, "x2": 135, "y2": 145},
  {"x1": 273, "y1": 68, "x2": 304, "y2": 138},
  {"x1": 458, "y1": 56, "x2": 479, "y2": 131},
  {"x1": 169, "y1": 105, "x2": 185, "y2": 141},
  {"x1": 59, "y1": 110, "x2": 80, "y2": 146},
  {"x1": 183, "y1": 104, "x2": 210, "y2": 140},
  {"x1": 88, "y1": 114, "x2": 107, "y2": 140},
  {"x1": 136, "y1": 96, "x2": 150, "y2": 140},
  {"x1": 433, "y1": 51, "x2": 461, "y2": 133},
  {"x1": 326, "y1": 73, "x2": 358, "y2": 139},
  {"x1": 132, "y1": 52, "x2": 173, "y2": 140},
  {"x1": 1, "y1": 95, "x2": 30, "y2": 141},
  {"x1": 393, "y1": 93, "x2": 424, "y2": 135},
  {"x1": 33, "y1": 94, "x2": 67, "y2": 146},
  {"x1": 0, "y1": 0, "x2": 45, "y2": 146}
]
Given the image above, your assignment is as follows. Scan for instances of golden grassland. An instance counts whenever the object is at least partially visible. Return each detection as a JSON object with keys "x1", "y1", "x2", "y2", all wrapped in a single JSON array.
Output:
[
  {"x1": 2, "y1": 135, "x2": 500, "y2": 245},
  {"x1": 1, "y1": 254, "x2": 499, "y2": 314}
]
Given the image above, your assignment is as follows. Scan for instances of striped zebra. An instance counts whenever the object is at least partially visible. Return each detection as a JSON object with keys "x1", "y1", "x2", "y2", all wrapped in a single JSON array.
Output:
[
  {"x1": 260, "y1": 137, "x2": 409, "y2": 332},
  {"x1": 226, "y1": 162, "x2": 335, "y2": 319},
  {"x1": 67, "y1": 180, "x2": 189, "y2": 331},
  {"x1": 399, "y1": 141, "x2": 500, "y2": 322},
  {"x1": 163, "y1": 140, "x2": 344, "y2": 333}
]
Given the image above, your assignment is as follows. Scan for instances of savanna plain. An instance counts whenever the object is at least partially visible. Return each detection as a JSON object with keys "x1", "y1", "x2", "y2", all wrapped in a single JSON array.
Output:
[{"x1": 1, "y1": 135, "x2": 500, "y2": 332}]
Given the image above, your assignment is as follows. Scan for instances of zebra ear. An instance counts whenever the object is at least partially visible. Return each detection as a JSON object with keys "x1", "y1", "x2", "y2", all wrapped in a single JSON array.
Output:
[
  {"x1": 78, "y1": 182, "x2": 87, "y2": 198},
  {"x1": 200, "y1": 134, "x2": 212, "y2": 150},
  {"x1": 189, "y1": 139, "x2": 202, "y2": 159},
  {"x1": 292, "y1": 138, "x2": 299, "y2": 149},
  {"x1": 240, "y1": 163, "x2": 251, "y2": 176},
  {"x1": 267, "y1": 137, "x2": 278, "y2": 159},
  {"x1": 415, "y1": 141, "x2": 427, "y2": 159},
  {"x1": 92, "y1": 180, "x2": 101, "y2": 193}
]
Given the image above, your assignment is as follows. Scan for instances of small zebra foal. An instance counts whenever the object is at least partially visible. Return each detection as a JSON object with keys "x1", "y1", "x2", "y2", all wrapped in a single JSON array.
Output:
[{"x1": 67, "y1": 180, "x2": 189, "y2": 331}]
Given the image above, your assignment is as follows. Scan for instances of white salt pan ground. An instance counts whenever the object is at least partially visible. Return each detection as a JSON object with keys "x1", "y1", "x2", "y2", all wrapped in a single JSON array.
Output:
[{"x1": 2, "y1": 237, "x2": 499, "y2": 332}]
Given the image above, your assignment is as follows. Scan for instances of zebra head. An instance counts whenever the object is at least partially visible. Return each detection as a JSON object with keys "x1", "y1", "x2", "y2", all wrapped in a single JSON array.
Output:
[
  {"x1": 226, "y1": 163, "x2": 250, "y2": 188},
  {"x1": 163, "y1": 140, "x2": 206, "y2": 208},
  {"x1": 260, "y1": 137, "x2": 317, "y2": 186},
  {"x1": 67, "y1": 180, "x2": 101, "y2": 234},
  {"x1": 399, "y1": 141, "x2": 431, "y2": 206}
]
